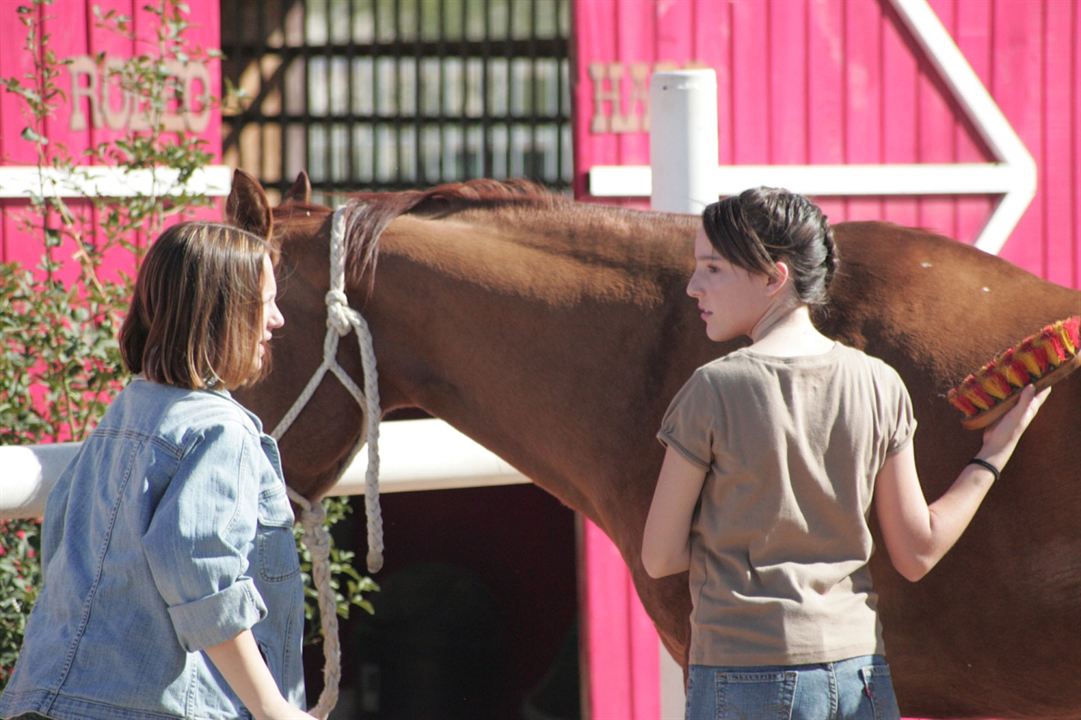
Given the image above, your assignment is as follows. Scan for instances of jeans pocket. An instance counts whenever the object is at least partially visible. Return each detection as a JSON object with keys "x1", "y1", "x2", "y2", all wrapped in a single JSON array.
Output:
[
  {"x1": 716, "y1": 670, "x2": 797, "y2": 720},
  {"x1": 860, "y1": 664, "x2": 901, "y2": 720}
]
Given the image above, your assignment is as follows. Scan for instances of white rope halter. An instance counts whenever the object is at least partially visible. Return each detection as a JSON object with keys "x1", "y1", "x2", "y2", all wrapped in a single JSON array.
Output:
[{"x1": 270, "y1": 205, "x2": 383, "y2": 719}]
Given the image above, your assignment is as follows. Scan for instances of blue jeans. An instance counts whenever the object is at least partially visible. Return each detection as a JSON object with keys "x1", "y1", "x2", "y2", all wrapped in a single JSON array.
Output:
[{"x1": 686, "y1": 655, "x2": 901, "y2": 720}]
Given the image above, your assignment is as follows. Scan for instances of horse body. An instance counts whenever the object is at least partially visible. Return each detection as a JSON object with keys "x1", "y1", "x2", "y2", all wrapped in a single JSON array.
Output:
[{"x1": 230, "y1": 172, "x2": 1081, "y2": 719}]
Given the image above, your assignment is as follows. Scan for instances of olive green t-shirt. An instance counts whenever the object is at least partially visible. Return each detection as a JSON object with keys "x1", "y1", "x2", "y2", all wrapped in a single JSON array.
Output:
[{"x1": 657, "y1": 343, "x2": 916, "y2": 666}]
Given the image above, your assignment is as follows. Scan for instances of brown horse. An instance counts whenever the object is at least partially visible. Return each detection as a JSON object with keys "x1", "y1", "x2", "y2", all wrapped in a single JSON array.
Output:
[{"x1": 228, "y1": 170, "x2": 1081, "y2": 719}]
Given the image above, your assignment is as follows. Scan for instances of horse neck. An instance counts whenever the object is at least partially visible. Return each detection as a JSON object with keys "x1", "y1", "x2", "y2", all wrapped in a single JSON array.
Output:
[{"x1": 364, "y1": 207, "x2": 701, "y2": 531}]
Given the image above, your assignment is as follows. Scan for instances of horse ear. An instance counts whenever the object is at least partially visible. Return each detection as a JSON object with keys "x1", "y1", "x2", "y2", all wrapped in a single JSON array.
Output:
[
  {"x1": 282, "y1": 171, "x2": 312, "y2": 205},
  {"x1": 226, "y1": 168, "x2": 273, "y2": 240}
]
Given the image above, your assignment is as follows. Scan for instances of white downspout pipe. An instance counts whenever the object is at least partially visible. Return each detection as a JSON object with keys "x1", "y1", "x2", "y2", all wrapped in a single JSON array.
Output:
[
  {"x1": 649, "y1": 69, "x2": 719, "y2": 215},
  {"x1": 649, "y1": 68, "x2": 719, "y2": 720}
]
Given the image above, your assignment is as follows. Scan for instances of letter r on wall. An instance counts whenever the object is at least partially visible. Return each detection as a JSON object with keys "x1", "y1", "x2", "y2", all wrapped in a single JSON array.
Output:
[{"x1": 68, "y1": 56, "x2": 101, "y2": 131}]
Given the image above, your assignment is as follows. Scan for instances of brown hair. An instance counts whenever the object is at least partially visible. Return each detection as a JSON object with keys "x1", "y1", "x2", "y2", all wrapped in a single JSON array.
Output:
[
  {"x1": 701, "y1": 187, "x2": 838, "y2": 306},
  {"x1": 119, "y1": 222, "x2": 274, "y2": 390}
]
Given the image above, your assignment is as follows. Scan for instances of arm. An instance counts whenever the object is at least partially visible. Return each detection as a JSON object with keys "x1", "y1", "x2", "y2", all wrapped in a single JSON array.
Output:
[
  {"x1": 205, "y1": 631, "x2": 314, "y2": 720},
  {"x1": 642, "y1": 447, "x2": 708, "y2": 578},
  {"x1": 874, "y1": 384, "x2": 1051, "y2": 582}
]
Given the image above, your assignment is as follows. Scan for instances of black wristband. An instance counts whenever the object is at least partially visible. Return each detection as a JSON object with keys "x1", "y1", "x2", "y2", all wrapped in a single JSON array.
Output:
[{"x1": 968, "y1": 457, "x2": 1001, "y2": 482}]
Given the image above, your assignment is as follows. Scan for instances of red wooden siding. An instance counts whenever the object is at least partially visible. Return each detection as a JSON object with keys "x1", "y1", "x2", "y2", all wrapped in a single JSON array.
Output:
[
  {"x1": 574, "y1": 0, "x2": 1081, "y2": 288},
  {"x1": 0, "y1": 0, "x2": 222, "y2": 276}
]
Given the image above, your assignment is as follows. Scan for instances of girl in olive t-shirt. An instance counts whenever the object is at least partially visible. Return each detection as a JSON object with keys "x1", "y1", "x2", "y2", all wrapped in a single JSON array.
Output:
[{"x1": 642, "y1": 187, "x2": 1049, "y2": 720}]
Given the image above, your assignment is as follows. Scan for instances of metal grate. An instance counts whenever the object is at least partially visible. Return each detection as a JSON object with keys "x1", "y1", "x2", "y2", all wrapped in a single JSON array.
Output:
[{"x1": 221, "y1": 0, "x2": 572, "y2": 204}]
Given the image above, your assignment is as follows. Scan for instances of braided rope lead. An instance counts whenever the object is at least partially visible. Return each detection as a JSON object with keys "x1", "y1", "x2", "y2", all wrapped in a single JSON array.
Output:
[
  {"x1": 272, "y1": 204, "x2": 383, "y2": 719},
  {"x1": 285, "y1": 489, "x2": 341, "y2": 720}
]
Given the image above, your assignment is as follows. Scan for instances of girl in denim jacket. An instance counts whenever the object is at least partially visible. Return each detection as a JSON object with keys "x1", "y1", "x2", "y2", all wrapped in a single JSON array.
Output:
[
  {"x1": 0, "y1": 223, "x2": 313, "y2": 720},
  {"x1": 641, "y1": 188, "x2": 1049, "y2": 719}
]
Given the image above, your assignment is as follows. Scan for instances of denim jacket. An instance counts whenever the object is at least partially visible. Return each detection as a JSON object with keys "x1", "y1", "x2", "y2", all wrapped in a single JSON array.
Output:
[{"x1": 0, "y1": 378, "x2": 306, "y2": 719}]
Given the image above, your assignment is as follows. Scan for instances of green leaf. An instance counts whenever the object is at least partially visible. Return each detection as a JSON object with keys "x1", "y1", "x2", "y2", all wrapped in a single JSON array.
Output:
[
  {"x1": 19, "y1": 126, "x2": 47, "y2": 145},
  {"x1": 11, "y1": 85, "x2": 42, "y2": 105}
]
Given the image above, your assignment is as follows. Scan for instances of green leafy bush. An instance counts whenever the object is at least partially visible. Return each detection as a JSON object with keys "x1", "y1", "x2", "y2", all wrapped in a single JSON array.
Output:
[{"x1": 0, "y1": 521, "x2": 41, "y2": 686}]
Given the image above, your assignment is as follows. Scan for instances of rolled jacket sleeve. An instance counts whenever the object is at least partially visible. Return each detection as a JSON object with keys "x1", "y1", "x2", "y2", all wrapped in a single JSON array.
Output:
[{"x1": 142, "y1": 423, "x2": 268, "y2": 652}]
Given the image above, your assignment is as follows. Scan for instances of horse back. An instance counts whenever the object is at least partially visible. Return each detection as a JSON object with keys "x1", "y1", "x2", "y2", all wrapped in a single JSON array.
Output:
[{"x1": 827, "y1": 222, "x2": 1081, "y2": 716}]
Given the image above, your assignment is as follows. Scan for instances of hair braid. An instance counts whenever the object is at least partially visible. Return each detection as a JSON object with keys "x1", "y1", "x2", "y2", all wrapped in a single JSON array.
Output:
[{"x1": 820, "y1": 214, "x2": 838, "y2": 290}]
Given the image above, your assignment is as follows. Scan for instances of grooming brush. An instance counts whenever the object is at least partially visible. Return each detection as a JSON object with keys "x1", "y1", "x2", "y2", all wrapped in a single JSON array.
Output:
[{"x1": 948, "y1": 315, "x2": 1080, "y2": 430}]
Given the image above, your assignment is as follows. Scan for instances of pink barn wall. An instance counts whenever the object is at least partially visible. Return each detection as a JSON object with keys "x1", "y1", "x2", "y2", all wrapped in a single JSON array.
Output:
[
  {"x1": 573, "y1": 0, "x2": 1081, "y2": 286},
  {"x1": 0, "y1": 0, "x2": 222, "y2": 279},
  {"x1": 572, "y1": 1, "x2": 1081, "y2": 718}
]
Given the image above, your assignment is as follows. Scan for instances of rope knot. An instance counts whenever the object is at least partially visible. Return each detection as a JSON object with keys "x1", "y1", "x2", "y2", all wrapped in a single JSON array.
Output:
[
  {"x1": 325, "y1": 290, "x2": 358, "y2": 336},
  {"x1": 302, "y1": 518, "x2": 332, "y2": 562}
]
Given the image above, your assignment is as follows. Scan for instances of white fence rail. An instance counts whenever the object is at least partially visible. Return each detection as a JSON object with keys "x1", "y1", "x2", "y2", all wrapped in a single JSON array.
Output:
[{"x1": 0, "y1": 419, "x2": 528, "y2": 521}]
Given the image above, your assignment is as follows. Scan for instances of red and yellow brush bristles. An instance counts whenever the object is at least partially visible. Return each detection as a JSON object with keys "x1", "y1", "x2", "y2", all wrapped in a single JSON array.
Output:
[{"x1": 948, "y1": 315, "x2": 1080, "y2": 429}]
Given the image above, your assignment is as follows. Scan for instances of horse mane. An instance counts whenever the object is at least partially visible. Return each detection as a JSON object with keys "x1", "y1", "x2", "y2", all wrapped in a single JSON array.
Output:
[{"x1": 339, "y1": 179, "x2": 562, "y2": 290}]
